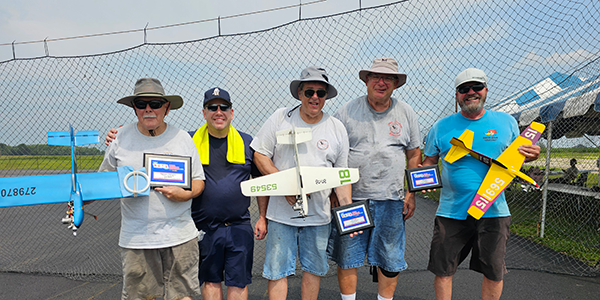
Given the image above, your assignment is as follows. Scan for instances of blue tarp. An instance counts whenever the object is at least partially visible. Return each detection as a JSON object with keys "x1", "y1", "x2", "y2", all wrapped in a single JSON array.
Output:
[{"x1": 488, "y1": 72, "x2": 600, "y2": 139}]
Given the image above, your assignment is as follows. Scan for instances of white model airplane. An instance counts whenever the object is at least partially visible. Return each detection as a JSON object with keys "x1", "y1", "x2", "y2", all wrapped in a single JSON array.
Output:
[
  {"x1": 241, "y1": 127, "x2": 359, "y2": 218},
  {"x1": 444, "y1": 122, "x2": 546, "y2": 219}
]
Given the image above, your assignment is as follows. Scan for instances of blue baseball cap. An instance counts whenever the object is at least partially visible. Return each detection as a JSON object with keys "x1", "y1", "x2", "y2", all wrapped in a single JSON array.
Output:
[{"x1": 203, "y1": 87, "x2": 232, "y2": 106}]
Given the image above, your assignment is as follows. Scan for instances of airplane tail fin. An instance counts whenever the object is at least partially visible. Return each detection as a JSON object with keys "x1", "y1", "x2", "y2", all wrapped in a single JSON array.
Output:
[
  {"x1": 276, "y1": 128, "x2": 312, "y2": 145},
  {"x1": 445, "y1": 129, "x2": 474, "y2": 164}
]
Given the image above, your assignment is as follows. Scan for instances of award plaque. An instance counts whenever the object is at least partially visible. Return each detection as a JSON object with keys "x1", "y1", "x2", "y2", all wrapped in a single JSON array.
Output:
[
  {"x1": 143, "y1": 153, "x2": 192, "y2": 190},
  {"x1": 405, "y1": 165, "x2": 442, "y2": 192},
  {"x1": 332, "y1": 201, "x2": 374, "y2": 236}
]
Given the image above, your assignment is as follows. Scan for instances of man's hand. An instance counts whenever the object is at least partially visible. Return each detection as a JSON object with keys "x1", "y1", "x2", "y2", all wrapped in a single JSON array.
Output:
[
  {"x1": 105, "y1": 128, "x2": 119, "y2": 146},
  {"x1": 519, "y1": 144, "x2": 541, "y2": 162},
  {"x1": 154, "y1": 186, "x2": 193, "y2": 202},
  {"x1": 403, "y1": 193, "x2": 416, "y2": 220},
  {"x1": 254, "y1": 217, "x2": 268, "y2": 240},
  {"x1": 285, "y1": 195, "x2": 298, "y2": 206}
]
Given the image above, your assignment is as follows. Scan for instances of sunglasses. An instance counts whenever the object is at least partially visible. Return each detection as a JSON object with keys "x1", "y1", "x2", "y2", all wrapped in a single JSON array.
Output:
[
  {"x1": 304, "y1": 89, "x2": 327, "y2": 98},
  {"x1": 133, "y1": 99, "x2": 168, "y2": 109},
  {"x1": 368, "y1": 74, "x2": 396, "y2": 85},
  {"x1": 456, "y1": 83, "x2": 486, "y2": 94},
  {"x1": 205, "y1": 104, "x2": 231, "y2": 111}
]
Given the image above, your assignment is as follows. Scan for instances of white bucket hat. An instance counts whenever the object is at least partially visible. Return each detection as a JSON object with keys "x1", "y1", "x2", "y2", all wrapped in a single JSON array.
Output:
[{"x1": 289, "y1": 66, "x2": 338, "y2": 100}]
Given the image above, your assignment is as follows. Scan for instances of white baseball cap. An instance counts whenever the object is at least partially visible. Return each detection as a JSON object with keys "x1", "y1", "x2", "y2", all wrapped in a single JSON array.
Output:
[{"x1": 455, "y1": 68, "x2": 487, "y2": 88}]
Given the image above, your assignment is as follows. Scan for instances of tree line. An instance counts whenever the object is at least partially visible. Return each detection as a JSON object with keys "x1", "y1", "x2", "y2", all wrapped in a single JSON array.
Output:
[{"x1": 0, "y1": 143, "x2": 104, "y2": 156}]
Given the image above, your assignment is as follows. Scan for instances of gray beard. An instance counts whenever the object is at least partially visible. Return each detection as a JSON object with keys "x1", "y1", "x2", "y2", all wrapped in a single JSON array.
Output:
[{"x1": 459, "y1": 98, "x2": 485, "y2": 114}]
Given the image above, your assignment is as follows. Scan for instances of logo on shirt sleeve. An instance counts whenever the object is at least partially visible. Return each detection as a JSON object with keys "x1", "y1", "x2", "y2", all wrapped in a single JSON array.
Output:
[{"x1": 388, "y1": 120, "x2": 402, "y2": 137}]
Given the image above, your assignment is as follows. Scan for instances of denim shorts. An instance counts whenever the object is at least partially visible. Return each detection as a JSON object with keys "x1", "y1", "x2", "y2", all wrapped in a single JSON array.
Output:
[
  {"x1": 328, "y1": 200, "x2": 407, "y2": 272},
  {"x1": 262, "y1": 220, "x2": 331, "y2": 280}
]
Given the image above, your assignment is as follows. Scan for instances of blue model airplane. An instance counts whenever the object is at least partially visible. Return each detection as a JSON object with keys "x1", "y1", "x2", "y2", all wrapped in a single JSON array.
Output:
[{"x1": 0, "y1": 125, "x2": 150, "y2": 236}]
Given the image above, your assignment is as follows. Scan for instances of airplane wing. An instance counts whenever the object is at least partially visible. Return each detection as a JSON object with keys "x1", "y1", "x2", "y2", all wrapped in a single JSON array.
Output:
[
  {"x1": 467, "y1": 163, "x2": 515, "y2": 219},
  {"x1": 495, "y1": 122, "x2": 545, "y2": 186},
  {"x1": 0, "y1": 174, "x2": 72, "y2": 207},
  {"x1": 240, "y1": 166, "x2": 359, "y2": 197}
]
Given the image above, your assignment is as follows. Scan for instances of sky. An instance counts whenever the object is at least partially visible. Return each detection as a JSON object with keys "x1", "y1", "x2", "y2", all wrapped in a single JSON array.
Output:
[{"x1": 0, "y1": 0, "x2": 396, "y2": 62}]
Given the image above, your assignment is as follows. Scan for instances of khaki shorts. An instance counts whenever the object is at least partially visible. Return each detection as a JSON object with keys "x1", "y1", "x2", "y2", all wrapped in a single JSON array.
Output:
[
  {"x1": 427, "y1": 216, "x2": 510, "y2": 281},
  {"x1": 121, "y1": 238, "x2": 200, "y2": 300}
]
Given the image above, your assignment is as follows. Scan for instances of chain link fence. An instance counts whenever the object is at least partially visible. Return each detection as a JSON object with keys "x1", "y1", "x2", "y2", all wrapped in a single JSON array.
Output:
[{"x1": 1, "y1": 0, "x2": 599, "y2": 284}]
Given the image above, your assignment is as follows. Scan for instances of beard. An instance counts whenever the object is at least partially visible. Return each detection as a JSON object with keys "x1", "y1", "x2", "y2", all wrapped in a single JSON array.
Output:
[{"x1": 458, "y1": 95, "x2": 486, "y2": 114}]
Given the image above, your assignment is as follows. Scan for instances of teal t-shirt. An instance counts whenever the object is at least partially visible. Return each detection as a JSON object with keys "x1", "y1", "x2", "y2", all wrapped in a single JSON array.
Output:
[{"x1": 424, "y1": 110, "x2": 519, "y2": 219}]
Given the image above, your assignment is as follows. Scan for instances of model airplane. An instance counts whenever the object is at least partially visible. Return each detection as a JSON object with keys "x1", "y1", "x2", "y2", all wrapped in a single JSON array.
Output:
[
  {"x1": 444, "y1": 122, "x2": 546, "y2": 219},
  {"x1": 240, "y1": 127, "x2": 359, "y2": 218},
  {"x1": 0, "y1": 125, "x2": 150, "y2": 235}
]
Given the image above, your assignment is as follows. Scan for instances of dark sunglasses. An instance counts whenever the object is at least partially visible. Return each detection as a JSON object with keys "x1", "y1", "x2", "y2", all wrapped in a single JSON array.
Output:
[
  {"x1": 205, "y1": 104, "x2": 231, "y2": 111},
  {"x1": 133, "y1": 99, "x2": 168, "y2": 109},
  {"x1": 456, "y1": 83, "x2": 486, "y2": 94},
  {"x1": 304, "y1": 89, "x2": 327, "y2": 98}
]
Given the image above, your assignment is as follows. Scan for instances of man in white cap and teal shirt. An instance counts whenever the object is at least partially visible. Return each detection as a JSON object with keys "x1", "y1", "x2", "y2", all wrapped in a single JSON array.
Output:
[
  {"x1": 251, "y1": 66, "x2": 353, "y2": 300},
  {"x1": 328, "y1": 58, "x2": 422, "y2": 300},
  {"x1": 99, "y1": 78, "x2": 205, "y2": 300},
  {"x1": 421, "y1": 68, "x2": 540, "y2": 300}
]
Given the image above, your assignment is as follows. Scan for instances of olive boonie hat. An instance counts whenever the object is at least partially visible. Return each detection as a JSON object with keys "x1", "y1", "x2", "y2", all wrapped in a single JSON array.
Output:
[{"x1": 117, "y1": 78, "x2": 183, "y2": 110}]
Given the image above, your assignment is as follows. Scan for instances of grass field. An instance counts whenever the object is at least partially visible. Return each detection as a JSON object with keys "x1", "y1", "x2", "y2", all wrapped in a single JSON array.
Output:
[{"x1": 0, "y1": 155, "x2": 103, "y2": 170}]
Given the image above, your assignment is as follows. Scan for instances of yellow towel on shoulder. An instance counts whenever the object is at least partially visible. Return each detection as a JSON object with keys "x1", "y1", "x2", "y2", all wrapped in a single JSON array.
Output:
[{"x1": 192, "y1": 124, "x2": 246, "y2": 165}]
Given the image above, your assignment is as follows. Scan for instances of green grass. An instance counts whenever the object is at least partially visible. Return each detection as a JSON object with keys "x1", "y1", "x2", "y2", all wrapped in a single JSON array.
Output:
[
  {"x1": 0, "y1": 155, "x2": 103, "y2": 170},
  {"x1": 507, "y1": 188, "x2": 600, "y2": 267}
]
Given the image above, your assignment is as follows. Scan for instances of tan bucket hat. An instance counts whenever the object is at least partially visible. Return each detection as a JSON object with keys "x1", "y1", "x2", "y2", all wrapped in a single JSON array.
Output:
[{"x1": 358, "y1": 57, "x2": 407, "y2": 89}]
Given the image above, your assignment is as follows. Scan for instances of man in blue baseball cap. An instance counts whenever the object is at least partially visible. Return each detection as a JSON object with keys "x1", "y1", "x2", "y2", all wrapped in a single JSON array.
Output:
[{"x1": 189, "y1": 87, "x2": 265, "y2": 300}]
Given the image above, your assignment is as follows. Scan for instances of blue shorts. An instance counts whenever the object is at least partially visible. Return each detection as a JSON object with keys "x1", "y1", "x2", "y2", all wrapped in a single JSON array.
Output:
[
  {"x1": 199, "y1": 223, "x2": 253, "y2": 288},
  {"x1": 327, "y1": 200, "x2": 407, "y2": 272},
  {"x1": 262, "y1": 220, "x2": 330, "y2": 280}
]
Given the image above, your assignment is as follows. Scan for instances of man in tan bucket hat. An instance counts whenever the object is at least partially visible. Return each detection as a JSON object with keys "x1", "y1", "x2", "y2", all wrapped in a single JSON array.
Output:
[{"x1": 328, "y1": 58, "x2": 422, "y2": 300}]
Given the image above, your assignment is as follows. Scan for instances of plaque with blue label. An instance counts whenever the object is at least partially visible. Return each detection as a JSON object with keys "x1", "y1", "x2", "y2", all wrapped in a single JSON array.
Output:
[
  {"x1": 405, "y1": 165, "x2": 442, "y2": 192},
  {"x1": 143, "y1": 153, "x2": 192, "y2": 190},
  {"x1": 332, "y1": 201, "x2": 374, "y2": 236}
]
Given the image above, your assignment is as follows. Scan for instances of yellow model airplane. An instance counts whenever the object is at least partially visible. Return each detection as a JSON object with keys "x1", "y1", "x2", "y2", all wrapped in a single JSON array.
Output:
[{"x1": 444, "y1": 122, "x2": 546, "y2": 219}]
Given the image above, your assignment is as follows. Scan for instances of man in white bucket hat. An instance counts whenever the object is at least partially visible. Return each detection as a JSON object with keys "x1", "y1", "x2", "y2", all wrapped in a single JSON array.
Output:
[
  {"x1": 328, "y1": 58, "x2": 422, "y2": 300},
  {"x1": 251, "y1": 66, "x2": 353, "y2": 300}
]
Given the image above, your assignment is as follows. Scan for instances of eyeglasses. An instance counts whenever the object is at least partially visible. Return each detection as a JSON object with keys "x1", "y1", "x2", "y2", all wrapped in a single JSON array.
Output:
[
  {"x1": 456, "y1": 83, "x2": 486, "y2": 94},
  {"x1": 304, "y1": 89, "x2": 327, "y2": 98},
  {"x1": 368, "y1": 74, "x2": 396, "y2": 85},
  {"x1": 205, "y1": 104, "x2": 231, "y2": 111},
  {"x1": 133, "y1": 99, "x2": 168, "y2": 109}
]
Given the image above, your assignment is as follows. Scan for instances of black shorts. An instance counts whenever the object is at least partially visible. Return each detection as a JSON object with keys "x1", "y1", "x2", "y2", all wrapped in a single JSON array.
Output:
[{"x1": 427, "y1": 216, "x2": 511, "y2": 281}]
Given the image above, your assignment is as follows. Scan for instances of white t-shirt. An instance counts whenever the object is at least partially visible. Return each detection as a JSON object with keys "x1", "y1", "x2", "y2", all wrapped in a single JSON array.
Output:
[
  {"x1": 251, "y1": 107, "x2": 349, "y2": 226},
  {"x1": 99, "y1": 123, "x2": 205, "y2": 249},
  {"x1": 334, "y1": 96, "x2": 421, "y2": 201}
]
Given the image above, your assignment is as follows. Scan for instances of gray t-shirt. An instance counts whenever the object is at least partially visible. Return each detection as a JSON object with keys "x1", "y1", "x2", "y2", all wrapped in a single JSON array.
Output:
[
  {"x1": 99, "y1": 123, "x2": 205, "y2": 249},
  {"x1": 251, "y1": 107, "x2": 349, "y2": 226},
  {"x1": 334, "y1": 96, "x2": 421, "y2": 201}
]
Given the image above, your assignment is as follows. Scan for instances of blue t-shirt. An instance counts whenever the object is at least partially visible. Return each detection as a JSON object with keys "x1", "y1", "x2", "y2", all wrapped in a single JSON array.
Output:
[
  {"x1": 190, "y1": 130, "x2": 260, "y2": 230},
  {"x1": 424, "y1": 110, "x2": 519, "y2": 219}
]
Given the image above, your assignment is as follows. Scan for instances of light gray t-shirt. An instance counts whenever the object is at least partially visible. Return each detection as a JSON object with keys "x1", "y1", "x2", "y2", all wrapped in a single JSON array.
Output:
[
  {"x1": 251, "y1": 107, "x2": 349, "y2": 226},
  {"x1": 99, "y1": 123, "x2": 205, "y2": 249},
  {"x1": 334, "y1": 96, "x2": 421, "y2": 201}
]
